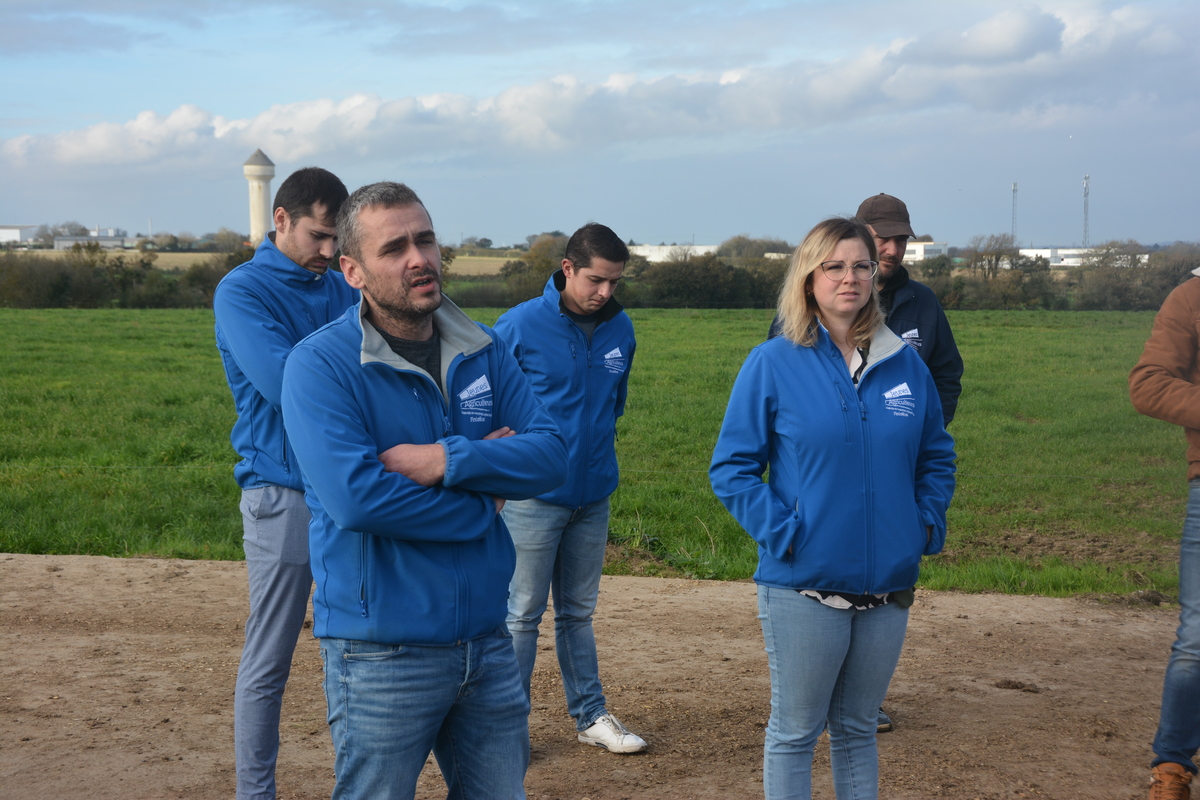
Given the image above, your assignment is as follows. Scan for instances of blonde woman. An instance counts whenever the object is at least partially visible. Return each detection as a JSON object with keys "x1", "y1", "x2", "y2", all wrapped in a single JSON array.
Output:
[{"x1": 710, "y1": 216, "x2": 955, "y2": 800}]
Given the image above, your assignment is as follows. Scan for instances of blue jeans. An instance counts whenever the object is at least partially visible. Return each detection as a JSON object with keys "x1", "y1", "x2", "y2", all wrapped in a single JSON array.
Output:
[
  {"x1": 321, "y1": 630, "x2": 529, "y2": 800},
  {"x1": 1153, "y1": 479, "x2": 1200, "y2": 773},
  {"x1": 235, "y1": 486, "x2": 313, "y2": 800},
  {"x1": 757, "y1": 585, "x2": 909, "y2": 800},
  {"x1": 503, "y1": 497, "x2": 609, "y2": 731}
]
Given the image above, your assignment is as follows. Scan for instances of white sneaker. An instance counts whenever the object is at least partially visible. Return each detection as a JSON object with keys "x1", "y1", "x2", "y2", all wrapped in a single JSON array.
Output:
[{"x1": 577, "y1": 713, "x2": 647, "y2": 753}]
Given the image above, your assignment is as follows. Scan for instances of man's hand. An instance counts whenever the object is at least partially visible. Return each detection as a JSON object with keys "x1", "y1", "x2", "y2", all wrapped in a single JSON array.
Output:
[
  {"x1": 378, "y1": 428, "x2": 514, "y2": 491},
  {"x1": 378, "y1": 443, "x2": 446, "y2": 487}
]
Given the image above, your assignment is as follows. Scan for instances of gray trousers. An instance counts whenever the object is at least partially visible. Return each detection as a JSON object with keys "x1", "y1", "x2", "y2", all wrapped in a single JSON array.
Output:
[{"x1": 234, "y1": 486, "x2": 312, "y2": 800}]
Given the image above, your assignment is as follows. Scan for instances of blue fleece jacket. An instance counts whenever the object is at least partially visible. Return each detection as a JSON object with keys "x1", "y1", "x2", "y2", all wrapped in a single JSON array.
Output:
[
  {"x1": 493, "y1": 271, "x2": 635, "y2": 508},
  {"x1": 213, "y1": 236, "x2": 358, "y2": 491},
  {"x1": 766, "y1": 267, "x2": 963, "y2": 426},
  {"x1": 710, "y1": 325, "x2": 956, "y2": 595},
  {"x1": 280, "y1": 298, "x2": 568, "y2": 645}
]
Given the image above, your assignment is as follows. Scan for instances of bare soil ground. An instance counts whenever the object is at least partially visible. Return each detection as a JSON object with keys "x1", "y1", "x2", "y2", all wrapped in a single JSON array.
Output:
[{"x1": 0, "y1": 553, "x2": 1180, "y2": 800}]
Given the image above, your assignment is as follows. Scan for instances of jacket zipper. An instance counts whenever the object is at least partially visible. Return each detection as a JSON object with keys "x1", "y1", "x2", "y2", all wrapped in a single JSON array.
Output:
[
  {"x1": 835, "y1": 385, "x2": 852, "y2": 443},
  {"x1": 440, "y1": 355, "x2": 466, "y2": 641},
  {"x1": 579, "y1": 334, "x2": 592, "y2": 508},
  {"x1": 858, "y1": 396, "x2": 874, "y2": 594},
  {"x1": 359, "y1": 533, "x2": 369, "y2": 617}
]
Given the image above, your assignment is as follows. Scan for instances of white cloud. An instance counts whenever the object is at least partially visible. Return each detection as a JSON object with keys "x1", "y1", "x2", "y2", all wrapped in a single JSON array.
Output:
[{"x1": 5, "y1": 0, "x2": 1195, "y2": 176}]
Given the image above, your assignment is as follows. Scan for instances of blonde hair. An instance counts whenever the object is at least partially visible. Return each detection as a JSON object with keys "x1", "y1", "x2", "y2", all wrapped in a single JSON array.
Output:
[{"x1": 776, "y1": 217, "x2": 883, "y2": 348}]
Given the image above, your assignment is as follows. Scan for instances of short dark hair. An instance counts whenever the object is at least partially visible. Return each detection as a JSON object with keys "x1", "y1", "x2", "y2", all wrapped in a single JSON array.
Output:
[
  {"x1": 336, "y1": 182, "x2": 427, "y2": 262},
  {"x1": 273, "y1": 167, "x2": 349, "y2": 226},
  {"x1": 563, "y1": 223, "x2": 629, "y2": 271}
]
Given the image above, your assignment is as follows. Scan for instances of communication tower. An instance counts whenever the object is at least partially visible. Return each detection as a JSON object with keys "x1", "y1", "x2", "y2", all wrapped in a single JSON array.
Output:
[
  {"x1": 1082, "y1": 174, "x2": 1090, "y2": 248},
  {"x1": 1011, "y1": 182, "x2": 1018, "y2": 241}
]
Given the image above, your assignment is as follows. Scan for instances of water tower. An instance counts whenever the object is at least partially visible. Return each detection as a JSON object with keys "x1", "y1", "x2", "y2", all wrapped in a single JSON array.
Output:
[{"x1": 243, "y1": 149, "x2": 275, "y2": 246}]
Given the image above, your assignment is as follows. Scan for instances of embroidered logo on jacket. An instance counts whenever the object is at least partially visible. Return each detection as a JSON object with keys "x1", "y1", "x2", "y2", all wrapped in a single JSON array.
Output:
[
  {"x1": 900, "y1": 328, "x2": 922, "y2": 351},
  {"x1": 458, "y1": 375, "x2": 493, "y2": 423},
  {"x1": 883, "y1": 382, "x2": 915, "y2": 418},
  {"x1": 603, "y1": 346, "x2": 627, "y2": 375}
]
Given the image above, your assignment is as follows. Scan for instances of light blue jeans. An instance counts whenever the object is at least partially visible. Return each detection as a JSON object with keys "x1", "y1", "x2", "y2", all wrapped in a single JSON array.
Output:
[
  {"x1": 235, "y1": 486, "x2": 313, "y2": 800},
  {"x1": 1153, "y1": 479, "x2": 1200, "y2": 773},
  {"x1": 757, "y1": 585, "x2": 909, "y2": 800},
  {"x1": 503, "y1": 497, "x2": 609, "y2": 731},
  {"x1": 321, "y1": 630, "x2": 529, "y2": 800}
]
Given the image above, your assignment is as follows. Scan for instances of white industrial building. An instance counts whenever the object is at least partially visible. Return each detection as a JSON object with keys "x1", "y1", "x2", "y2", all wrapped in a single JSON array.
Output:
[
  {"x1": 53, "y1": 234, "x2": 129, "y2": 250},
  {"x1": 1017, "y1": 248, "x2": 1090, "y2": 267},
  {"x1": 628, "y1": 244, "x2": 720, "y2": 262},
  {"x1": 0, "y1": 225, "x2": 39, "y2": 244},
  {"x1": 903, "y1": 241, "x2": 949, "y2": 262}
]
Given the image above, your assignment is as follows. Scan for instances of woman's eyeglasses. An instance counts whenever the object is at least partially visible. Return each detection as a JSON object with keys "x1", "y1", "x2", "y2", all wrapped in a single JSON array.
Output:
[{"x1": 819, "y1": 260, "x2": 879, "y2": 281}]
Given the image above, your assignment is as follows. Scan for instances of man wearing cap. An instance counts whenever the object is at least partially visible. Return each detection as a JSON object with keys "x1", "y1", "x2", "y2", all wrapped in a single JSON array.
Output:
[{"x1": 856, "y1": 193, "x2": 963, "y2": 427}]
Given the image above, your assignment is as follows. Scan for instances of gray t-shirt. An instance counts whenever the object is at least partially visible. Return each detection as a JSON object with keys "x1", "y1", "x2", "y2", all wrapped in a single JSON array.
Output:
[
  {"x1": 561, "y1": 305, "x2": 599, "y2": 343},
  {"x1": 376, "y1": 325, "x2": 443, "y2": 394}
]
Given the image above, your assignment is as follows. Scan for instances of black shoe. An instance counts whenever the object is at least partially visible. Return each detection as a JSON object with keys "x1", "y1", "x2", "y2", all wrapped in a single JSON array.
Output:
[{"x1": 876, "y1": 708, "x2": 894, "y2": 733}]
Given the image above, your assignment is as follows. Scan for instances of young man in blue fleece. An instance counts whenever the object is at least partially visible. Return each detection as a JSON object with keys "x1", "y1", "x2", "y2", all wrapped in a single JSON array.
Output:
[
  {"x1": 280, "y1": 181, "x2": 568, "y2": 800},
  {"x1": 213, "y1": 166, "x2": 356, "y2": 800},
  {"x1": 493, "y1": 223, "x2": 647, "y2": 754}
]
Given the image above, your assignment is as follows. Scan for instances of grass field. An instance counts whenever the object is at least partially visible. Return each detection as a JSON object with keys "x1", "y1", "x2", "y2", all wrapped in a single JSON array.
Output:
[
  {"x1": 0, "y1": 308, "x2": 1185, "y2": 597},
  {"x1": 449, "y1": 255, "x2": 509, "y2": 275},
  {"x1": 18, "y1": 250, "x2": 212, "y2": 270}
]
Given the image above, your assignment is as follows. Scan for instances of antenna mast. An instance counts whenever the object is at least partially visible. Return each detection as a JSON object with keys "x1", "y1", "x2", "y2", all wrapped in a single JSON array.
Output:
[
  {"x1": 1082, "y1": 174, "x2": 1090, "y2": 248},
  {"x1": 1011, "y1": 182, "x2": 1018, "y2": 241}
]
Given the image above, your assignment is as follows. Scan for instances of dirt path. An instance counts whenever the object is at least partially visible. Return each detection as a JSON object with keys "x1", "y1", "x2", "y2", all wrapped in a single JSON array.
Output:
[{"x1": 0, "y1": 553, "x2": 1179, "y2": 799}]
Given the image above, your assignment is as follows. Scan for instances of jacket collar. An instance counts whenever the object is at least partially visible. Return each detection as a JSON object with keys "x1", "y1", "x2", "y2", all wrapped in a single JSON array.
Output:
[
  {"x1": 815, "y1": 322, "x2": 906, "y2": 381},
  {"x1": 356, "y1": 294, "x2": 492, "y2": 375},
  {"x1": 545, "y1": 270, "x2": 624, "y2": 324},
  {"x1": 252, "y1": 233, "x2": 328, "y2": 286}
]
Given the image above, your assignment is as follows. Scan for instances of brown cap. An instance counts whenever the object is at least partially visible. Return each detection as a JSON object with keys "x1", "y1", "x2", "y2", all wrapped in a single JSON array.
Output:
[{"x1": 856, "y1": 194, "x2": 915, "y2": 239}]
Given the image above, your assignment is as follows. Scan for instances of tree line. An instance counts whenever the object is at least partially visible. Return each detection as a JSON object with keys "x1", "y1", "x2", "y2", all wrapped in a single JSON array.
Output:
[
  {"x1": 16, "y1": 220, "x2": 248, "y2": 253},
  {"x1": 0, "y1": 244, "x2": 251, "y2": 309},
  {"x1": 3, "y1": 235, "x2": 1198, "y2": 313}
]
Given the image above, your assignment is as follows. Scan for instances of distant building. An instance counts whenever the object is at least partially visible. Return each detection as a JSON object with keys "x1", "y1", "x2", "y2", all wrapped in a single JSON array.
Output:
[
  {"x1": 903, "y1": 241, "x2": 949, "y2": 262},
  {"x1": 628, "y1": 244, "x2": 720, "y2": 263},
  {"x1": 54, "y1": 235, "x2": 128, "y2": 250},
  {"x1": 1015, "y1": 247, "x2": 1145, "y2": 267},
  {"x1": 1018, "y1": 248, "x2": 1090, "y2": 267},
  {"x1": 0, "y1": 225, "x2": 38, "y2": 244}
]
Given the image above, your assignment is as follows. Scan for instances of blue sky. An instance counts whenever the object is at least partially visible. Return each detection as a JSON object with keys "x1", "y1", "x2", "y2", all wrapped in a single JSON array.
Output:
[{"x1": 2, "y1": 0, "x2": 1196, "y2": 248}]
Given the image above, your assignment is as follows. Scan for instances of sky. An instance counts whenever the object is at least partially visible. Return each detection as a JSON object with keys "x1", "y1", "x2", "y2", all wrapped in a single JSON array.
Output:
[{"x1": 2, "y1": 0, "x2": 1196, "y2": 248}]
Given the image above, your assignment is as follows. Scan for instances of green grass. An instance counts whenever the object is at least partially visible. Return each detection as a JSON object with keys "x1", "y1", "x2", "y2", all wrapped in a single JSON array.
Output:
[
  {"x1": 0, "y1": 308, "x2": 1186, "y2": 598},
  {"x1": 0, "y1": 309, "x2": 242, "y2": 559}
]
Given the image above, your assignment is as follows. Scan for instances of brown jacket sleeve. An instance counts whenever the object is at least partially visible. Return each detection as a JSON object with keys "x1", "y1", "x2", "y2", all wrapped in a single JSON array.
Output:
[{"x1": 1129, "y1": 276, "x2": 1200, "y2": 430}]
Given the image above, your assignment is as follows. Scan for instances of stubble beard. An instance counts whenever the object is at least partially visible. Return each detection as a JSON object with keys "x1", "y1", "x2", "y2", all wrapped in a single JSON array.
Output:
[{"x1": 363, "y1": 265, "x2": 443, "y2": 336}]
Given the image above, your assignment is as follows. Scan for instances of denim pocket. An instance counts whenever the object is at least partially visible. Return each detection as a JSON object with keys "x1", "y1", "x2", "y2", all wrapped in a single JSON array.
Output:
[{"x1": 342, "y1": 642, "x2": 406, "y2": 661}]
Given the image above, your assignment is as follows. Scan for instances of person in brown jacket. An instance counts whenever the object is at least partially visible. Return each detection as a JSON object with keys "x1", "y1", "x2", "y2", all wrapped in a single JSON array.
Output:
[{"x1": 1129, "y1": 272, "x2": 1200, "y2": 800}]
